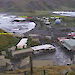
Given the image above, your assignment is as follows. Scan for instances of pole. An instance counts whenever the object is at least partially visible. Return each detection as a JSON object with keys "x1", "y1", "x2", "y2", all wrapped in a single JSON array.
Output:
[
  {"x1": 65, "y1": 71, "x2": 68, "y2": 75},
  {"x1": 24, "y1": 71, "x2": 27, "y2": 75},
  {"x1": 43, "y1": 69, "x2": 46, "y2": 75},
  {"x1": 30, "y1": 53, "x2": 33, "y2": 75}
]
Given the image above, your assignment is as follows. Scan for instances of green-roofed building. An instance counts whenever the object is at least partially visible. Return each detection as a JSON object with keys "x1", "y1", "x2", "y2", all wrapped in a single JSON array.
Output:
[{"x1": 62, "y1": 39, "x2": 75, "y2": 51}]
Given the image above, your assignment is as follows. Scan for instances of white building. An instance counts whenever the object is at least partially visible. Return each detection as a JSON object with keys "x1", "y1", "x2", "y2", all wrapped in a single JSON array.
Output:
[
  {"x1": 13, "y1": 17, "x2": 26, "y2": 22},
  {"x1": 31, "y1": 44, "x2": 55, "y2": 54},
  {"x1": 16, "y1": 38, "x2": 28, "y2": 49},
  {"x1": 12, "y1": 44, "x2": 56, "y2": 57},
  {"x1": 45, "y1": 21, "x2": 51, "y2": 25}
]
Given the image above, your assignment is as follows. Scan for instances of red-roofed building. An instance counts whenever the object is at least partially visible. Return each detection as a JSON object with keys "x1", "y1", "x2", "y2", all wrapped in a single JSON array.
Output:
[
  {"x1": 27, "y1": 17, "x2": 32, "y2": 19},
  {"x1": 68, "y1": 32, "x2": 75, "y2": 37},
  {"x1": 57, "y1": 37, "x2": 70, "y2": 44}
]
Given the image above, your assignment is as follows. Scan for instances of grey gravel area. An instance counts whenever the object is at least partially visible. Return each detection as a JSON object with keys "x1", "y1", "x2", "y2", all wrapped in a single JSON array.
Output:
[{"x1": 25, "y1": 21, "x2": 75, "y2": 65}]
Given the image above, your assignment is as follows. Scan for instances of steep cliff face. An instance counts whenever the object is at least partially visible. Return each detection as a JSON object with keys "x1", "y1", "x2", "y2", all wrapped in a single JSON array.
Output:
[{"x1": 0, "y1": 0, "x2": 75, "y2": 12}]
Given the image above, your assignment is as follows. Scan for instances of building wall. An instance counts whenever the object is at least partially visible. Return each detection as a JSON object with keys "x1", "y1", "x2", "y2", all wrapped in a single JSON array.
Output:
[{"x1": 17, "y1": 46, "x2": 23, "y2": 49}]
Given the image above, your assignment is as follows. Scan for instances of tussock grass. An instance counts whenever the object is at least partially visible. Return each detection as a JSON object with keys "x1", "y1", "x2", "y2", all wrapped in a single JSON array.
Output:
[{"x1": 1, "y1": 65, "x2": 75, "y2": 75}]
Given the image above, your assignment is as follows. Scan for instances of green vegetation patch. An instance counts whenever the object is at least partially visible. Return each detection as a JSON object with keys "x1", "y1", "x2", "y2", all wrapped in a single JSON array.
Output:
[
  {"x1": 27, "y1": 37, "x2": 40, "y2": 47},
  {"x1": 0, "y1": 29, "x2": 19, "y2": 56},
  {"x1": 0, "y1": 29, "x2": 6, "y2": 33},
  {"x1": 13, "y1": 11, "x2": 50, "y2": 17}
]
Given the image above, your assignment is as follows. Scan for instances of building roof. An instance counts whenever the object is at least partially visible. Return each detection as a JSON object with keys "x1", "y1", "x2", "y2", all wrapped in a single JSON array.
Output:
[
  {"x1": 0, "y1": 56, "x2": 8, "y2": 67},
  {"x1": 31, "y1": 44, "x2": 55, "y2": 51},
  {"x1": 62, "y1": 39, "x2": 75, "y2": 50},
  {"x1": 0, "y1": 56, "x2": 5, "y2": 59},
  {"x1": 68, "y1": 32, "x2": 75, "y2": 36},
  {"x1": 63, "y1": 39, "x2": 75, "y2": 47},
  {"x1": 12, "y1": 48, "x2": 33, "y2": 56},
  {"x1": 14, "y1": 18, "x2": 26, "y2": 21},
  {"x1": 0, "y1": 59, "x2": 6, "y2": 67},
  {"x1": 57, "y1": 37, "x2": 69, "y2": 42},
  {"x1": 20, "y1": 57, "x2": 30, "y2": 67},
  {"x1": 17, "y1": 38, "x2": 28, "y2": 46},
  {"x1": 62, "y1": 43, "x2": 71, "y2": 50}
]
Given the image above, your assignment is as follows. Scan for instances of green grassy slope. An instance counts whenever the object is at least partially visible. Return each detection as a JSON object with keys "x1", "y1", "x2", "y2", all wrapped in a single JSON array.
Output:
[{"x1": 0, "y1": 29, "x2": 19, "y2": 54}]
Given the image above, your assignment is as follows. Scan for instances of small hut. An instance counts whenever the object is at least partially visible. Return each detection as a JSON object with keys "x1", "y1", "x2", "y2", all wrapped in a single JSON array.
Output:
[
  {"x1": 16, "y1": 38, "x2": 28, "y2": 49},
  {"x1": 13, "y1": 18, "x2": 26, "y2": 22}
]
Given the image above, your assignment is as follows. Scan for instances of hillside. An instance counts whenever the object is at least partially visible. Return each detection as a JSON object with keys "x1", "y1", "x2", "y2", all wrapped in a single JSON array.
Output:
[
  {"x1": 0, "y1": 29, "x2": 19, "y2": 55},
  {"x1": 0, "y1": 0, "x2": 75, "y2": 12}
]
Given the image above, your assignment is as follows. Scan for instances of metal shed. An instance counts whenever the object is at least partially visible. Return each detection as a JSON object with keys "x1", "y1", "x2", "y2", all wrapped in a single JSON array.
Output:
[{"x1": 62, "y1": 39, "x2": 75, "y2": 51}]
